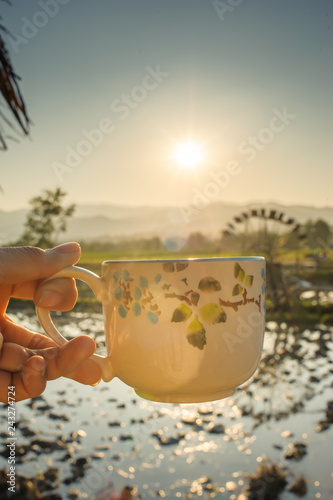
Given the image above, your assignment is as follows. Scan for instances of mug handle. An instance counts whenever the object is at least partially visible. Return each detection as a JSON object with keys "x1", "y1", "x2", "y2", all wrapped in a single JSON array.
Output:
[{"x1": 35, "y1": 266, "x2": 114, "y2": 382}]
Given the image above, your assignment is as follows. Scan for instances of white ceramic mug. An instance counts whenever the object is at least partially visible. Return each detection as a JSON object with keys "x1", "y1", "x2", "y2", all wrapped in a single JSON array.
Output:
[{"x1": 36, "y1": 257, "x2": 266, "y2": 403}]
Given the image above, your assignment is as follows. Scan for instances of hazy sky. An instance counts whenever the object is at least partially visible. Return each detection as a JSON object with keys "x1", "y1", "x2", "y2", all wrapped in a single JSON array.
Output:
[{"x1": 0, "y1": 0, "x2": 332, "y2": 211}]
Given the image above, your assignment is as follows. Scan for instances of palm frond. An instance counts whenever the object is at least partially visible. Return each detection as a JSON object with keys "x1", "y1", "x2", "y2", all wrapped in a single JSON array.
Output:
[{"x1": 0, "y1": 3, "x2": 31, "y2": 151}]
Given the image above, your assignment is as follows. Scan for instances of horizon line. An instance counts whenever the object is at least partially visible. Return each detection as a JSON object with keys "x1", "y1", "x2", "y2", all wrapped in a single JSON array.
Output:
[{"x1": 1, "y1": 199, "x2": 333, "y2": 213}]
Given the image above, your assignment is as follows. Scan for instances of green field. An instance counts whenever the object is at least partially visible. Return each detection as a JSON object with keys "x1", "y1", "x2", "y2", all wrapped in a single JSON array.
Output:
[
  {"x1": 78, "y1": 248, "x2": 333, "y2": 271},
  {"x1": 78, "y1": 249, "x2": 241, "y2": 273}
]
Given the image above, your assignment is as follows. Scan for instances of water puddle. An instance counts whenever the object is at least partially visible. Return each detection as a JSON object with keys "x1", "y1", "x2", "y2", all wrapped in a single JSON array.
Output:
[{"x1": 0, "y1": 312, "x2": 332, "y2": 498}]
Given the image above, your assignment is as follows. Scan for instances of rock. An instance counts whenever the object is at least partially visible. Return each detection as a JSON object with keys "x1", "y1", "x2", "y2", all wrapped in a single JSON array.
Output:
[
  {"x1": 63, "y1": 455, "x2": 92, "y2": 483},
  {"x1": 158, "y1": 435, "x2": 182, "y2": 445},
  {"x1": 152, "y1": 431, "x2": 185, "y2": 445},
  {"x1": 65, "y1": 432, "x2": 81, "y2": 443},
  {"x1": 58, "y1": 448, "x2": 75, "y2": 461},
  {"x1": 0, "y1": 444, "x2": 30, "y2": 460},
  {"x1": 30, "y1": 438, "x2": 67, "y2": 454},
  {"x1": 120, "y1": 485, "x2": 137, "y2": 499},
  {"x1": 43, "y1": 467, "x2": 59, "y2": 482},
  {"x1": 119, "y1": 434, "x2": 134, "y2": 441},
  {"x1": 35, "y1": 404, "x2": 54, "y2": 412},
  {"x1": 47, "y1": 412, "x2": 70, "y2": 422},
  {"x1": 207, "y1": 423, "x2": 225, "y2": 434},
  {"x1": 0, "y1": 468, "x2": 62, "y2": 499},
  {"x1": 71, "y1": 456, "x2": 91, "y2": 468},
  {"x1": 94, "y1": 445, "x2": 111, "y2": 451},
  {"x1": 36, "y1": 470, "x2": 59, "y2": 493},
  {"x1": 68, "y1": 488, "x2": 85, "y2": 499},
  {"x1": 130, "y1": 418, "x2": 146, "y2": 424},
  {"x1": 284, "y1": 443, "x2": 307, "y2": 461},
  {"x1": 288, "y1": 475, "x2": 307, "y2": 497},
  {"x1": 241, "y1": 462, "x2": 287, "y2": 499},
  {"x1": 18, "y1": 425, "x2": 39, "y2": 438},
  {"x1": 240, "y1": 407, "x2": 252, "y2": 417},
  {"x1": 108, "y1": 420, "x2": 123, "y2": 427},
  {"x1": 326, "y1": 400, "x2": 333, "y2": 422},
  {"x1": 316, "y1": 420, "x2": 330, "y2": 432},
  {"x1": 64, "y1": 476, "x2": 75, "y2": 485},
  {"x1": 57, "y1": 399, "x2": 79, "y2": 407},
  {"x1": 316, "y1": 401, "x2": 333, "y2": 432}
]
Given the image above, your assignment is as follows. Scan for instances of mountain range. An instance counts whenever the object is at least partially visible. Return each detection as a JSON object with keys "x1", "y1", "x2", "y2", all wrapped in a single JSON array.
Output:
[{"x1": 0, "y1": 201, "x2": 332, "y2": 245}]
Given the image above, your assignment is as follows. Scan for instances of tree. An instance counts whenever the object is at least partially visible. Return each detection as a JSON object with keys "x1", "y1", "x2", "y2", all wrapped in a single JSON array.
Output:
[
  {"x1": 18, "y1": 188, "x2": 75, "y2": 248},
  {"x1": 0, "y1": 1, "x2": 31, "y2": 150},
  {"x1": 304, "y1": 219, "x2": 332, "y2": 250},
  {"x1": 186, "y1": 232, "x2": 209, "y2": 249}
]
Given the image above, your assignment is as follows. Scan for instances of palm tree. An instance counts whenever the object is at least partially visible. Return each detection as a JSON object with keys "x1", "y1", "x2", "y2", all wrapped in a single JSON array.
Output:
[{"x1": 0, "y1": 1, "x2": 30, "y2": 150}]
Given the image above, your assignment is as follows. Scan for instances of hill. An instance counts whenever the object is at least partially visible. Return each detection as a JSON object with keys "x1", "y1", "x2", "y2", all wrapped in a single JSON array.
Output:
[{"x1": 0, "y1": 201, "x2": 333, "y2": 245}]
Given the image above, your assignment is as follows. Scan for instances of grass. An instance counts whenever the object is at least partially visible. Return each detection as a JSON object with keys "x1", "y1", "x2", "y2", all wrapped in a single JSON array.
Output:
[
  {"x1": 78, "y1": 249, "x2": 240, "y2": 275},
  {"x1": 79, "y1": 249, "x2": 234, "y2": 263},
  {"x1": 78, "y1": 248, "x2": 261, "y2": 268}
]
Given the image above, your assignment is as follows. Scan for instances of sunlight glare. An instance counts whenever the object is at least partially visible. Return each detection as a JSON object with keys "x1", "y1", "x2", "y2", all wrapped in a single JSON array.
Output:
[{"x1": 173, "y1": 141, "x2": 205, "y2": 169}]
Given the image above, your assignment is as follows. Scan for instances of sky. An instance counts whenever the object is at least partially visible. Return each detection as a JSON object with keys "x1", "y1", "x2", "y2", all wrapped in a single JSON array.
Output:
[{"x1": 0, "y1": 0, "x2": 332, "y2": 212}]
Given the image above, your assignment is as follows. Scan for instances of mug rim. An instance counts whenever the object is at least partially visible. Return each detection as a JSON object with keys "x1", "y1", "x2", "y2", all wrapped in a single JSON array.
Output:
[{"x1": 102, "y1": 256, "x2": 265, "y2": 265}]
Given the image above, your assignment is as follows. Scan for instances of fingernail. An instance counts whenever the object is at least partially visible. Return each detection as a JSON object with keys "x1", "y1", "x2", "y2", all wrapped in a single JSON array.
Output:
[
  {"x1": 52, "y1": 242, "x2": 81, "y2": 254},
  {"x1": 29, "y1": 356, "x2": 46, "y2": 374},
  {"x1": 38, "y1": 290, "x2": 62, "y2": 308}
]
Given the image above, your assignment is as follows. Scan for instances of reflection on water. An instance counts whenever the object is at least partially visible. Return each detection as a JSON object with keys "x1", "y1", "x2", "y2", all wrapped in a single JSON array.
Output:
[
  {"x1": 0, "y1": 311, "x2": 332, "y2": 499},
  {"x1": 300, "y1": 289, "x2": 333, "y2": 305}
]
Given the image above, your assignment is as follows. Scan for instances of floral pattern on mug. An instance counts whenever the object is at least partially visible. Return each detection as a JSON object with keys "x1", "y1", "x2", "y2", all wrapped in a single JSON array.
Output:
[
  {"x1": 166, "y1": 262, "x2": 263, "y2": 350},
  {"x1": 112, "y1": 262, "x2": 265, "y2": 350},
  {"x1": 113, "y1": 269, "x2": 162, "y2": 324}
]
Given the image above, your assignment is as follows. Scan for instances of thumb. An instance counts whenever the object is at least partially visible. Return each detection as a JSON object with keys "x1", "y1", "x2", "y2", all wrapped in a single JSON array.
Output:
[{"x1": 0, "y1": 243, "x2": 81, "y2": 285}]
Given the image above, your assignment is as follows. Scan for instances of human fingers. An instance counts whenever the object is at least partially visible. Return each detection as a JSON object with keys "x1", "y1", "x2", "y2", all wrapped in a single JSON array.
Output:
[
  {"x1": 0, "y1": 242, "x2": 81, "y2": 286},
  {"x1": 64, "y1": 358, "x2": 102, "y2": 386},
  {"x1": 0, "y1": 315, "x2": 57, "y2": 349},
  {"x1": 0, "y1": 356, "x2": 47, "y2": 403},
  {"x1": 0, "y1": 340, "x2": 31, "y2": 371},
  {"x1": 0, "y1": 353, "x2": 100, "y2": 404},
  {"x1": 0, "y1": 323, "x2": 101, "y2": 392},
  {"x1": 0, "y1": 337, "x2": 101, "y2": 403},
  {"x1": 34, "y1": 277, "x2": 78, "y2": 311},
  {"x1": 32, "y1": 336, "x2": 102, "y2": 385}
]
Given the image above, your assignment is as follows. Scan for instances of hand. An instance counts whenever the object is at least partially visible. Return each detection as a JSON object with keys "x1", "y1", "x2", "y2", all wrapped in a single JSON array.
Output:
[{"x1": 0, "y1": 243, "x2": 102, "y2": 403}]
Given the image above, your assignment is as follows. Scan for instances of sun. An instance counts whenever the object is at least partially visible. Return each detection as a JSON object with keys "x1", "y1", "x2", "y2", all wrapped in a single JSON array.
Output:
[{"x1": 173, "y1": 141, "x2": 205, "y2": 169}]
